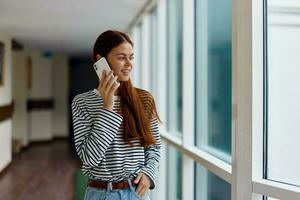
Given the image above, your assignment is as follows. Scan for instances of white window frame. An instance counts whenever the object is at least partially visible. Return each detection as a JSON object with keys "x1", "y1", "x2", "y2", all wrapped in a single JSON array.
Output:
[{"x1": 233, "y1": 0, "x2": 300, "y2": 199}]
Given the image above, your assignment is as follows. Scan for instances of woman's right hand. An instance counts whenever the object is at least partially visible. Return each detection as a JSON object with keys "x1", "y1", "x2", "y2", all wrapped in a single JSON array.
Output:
[{"x1": 97, "y1": 70, "x2": 120, "y2": 110}]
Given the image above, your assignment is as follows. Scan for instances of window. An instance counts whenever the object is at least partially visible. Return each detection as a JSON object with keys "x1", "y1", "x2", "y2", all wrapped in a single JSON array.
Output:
[
  {"x1": 167, "y1": 145, "x2": 182, "y2": 200},
  {"x1": 195, "y1": 0, "x2": 232, "y2": 162},
  {"x1": 265, "y1": 0, "x2": 300, "y2": 187},
  {"x1": 132, "y1": 23, "x2": 143, "y2": 87},
  {"x1": 149, "y1": 6, "x2": 158, "y2": 98},
  {"x1": 195, "y1": 163, "x2": 231, "y2": 200},
  {"x1": 129, "y1": 0, "x2": 300, "y2": 199},
  {"x1": 166, "y1": 0, "x2": 183, "y2": 135}
]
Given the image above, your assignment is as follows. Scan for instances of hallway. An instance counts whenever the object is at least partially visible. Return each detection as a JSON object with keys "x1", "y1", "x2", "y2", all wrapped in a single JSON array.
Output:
[
  {"x1": 1, "y1": 0, "x2": 300, "y2": 199},
  {"x1": 0, "y1": 140, "x2": 80, "y2": 200}
]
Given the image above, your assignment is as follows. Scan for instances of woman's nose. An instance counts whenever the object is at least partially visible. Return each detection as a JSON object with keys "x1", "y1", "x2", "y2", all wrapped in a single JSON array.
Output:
[{"x1": 125, "y1": 58, "x2": 132, "y2": 66}]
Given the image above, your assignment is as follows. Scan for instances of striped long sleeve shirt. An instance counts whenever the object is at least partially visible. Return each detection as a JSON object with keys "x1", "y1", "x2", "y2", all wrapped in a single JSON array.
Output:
[{"x1": 71, "y1": 88, "x2": 161, "y2": 189}]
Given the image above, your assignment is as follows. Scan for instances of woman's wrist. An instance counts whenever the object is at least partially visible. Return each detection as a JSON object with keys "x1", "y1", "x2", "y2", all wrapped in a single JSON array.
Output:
[{"x1": 103, "y1": 103, "x2": 113, "y2": 110}]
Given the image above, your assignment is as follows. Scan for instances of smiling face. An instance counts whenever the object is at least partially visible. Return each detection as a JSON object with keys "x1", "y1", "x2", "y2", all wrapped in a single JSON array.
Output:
[{"x1": 103, "y1": 42, "x2": 134, "y2": 82}]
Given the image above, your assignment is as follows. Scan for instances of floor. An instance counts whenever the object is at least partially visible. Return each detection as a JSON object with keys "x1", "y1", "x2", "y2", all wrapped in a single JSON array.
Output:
[{"x1": 0, "y1": 139, "x2": 81, "y2": 200}]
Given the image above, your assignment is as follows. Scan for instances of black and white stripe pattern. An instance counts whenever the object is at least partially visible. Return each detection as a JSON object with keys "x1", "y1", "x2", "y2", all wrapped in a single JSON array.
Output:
[{"x1": 71, "y1": 89, "x2": 161, "y2": 189}]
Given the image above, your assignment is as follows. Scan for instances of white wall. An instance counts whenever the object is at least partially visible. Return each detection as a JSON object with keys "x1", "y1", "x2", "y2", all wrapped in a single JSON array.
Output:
[
  {"x1": 0, "y1": 33, "x2": 12, "y2": 172},
  {"x1": 52, "y1": 54, "x2": 69, "y2": 138},
  {"x1": 12, "y1": 51, "x2": 29, "y2": 146},
  {"x1": 12, "y1": 51, "x2": 70, "y2": 144},
  {"x1": 29, "y1": 51, "x2": 53, "y2": 99},
  {"x1": 28, "y1": 51, "x2": 53, "y2": 141}
]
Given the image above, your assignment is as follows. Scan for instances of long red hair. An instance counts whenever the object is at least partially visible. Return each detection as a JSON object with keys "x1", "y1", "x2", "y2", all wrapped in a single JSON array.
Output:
[{"x1": 93, "y1": 30, "x2": 161, "y2": 147}]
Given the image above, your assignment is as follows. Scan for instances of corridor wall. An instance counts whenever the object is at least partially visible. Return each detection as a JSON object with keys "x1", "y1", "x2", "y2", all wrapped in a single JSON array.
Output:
[
  {"x1": 12, "y1": 51, "x2": 29, "y2": 147},
  {"x1": 0, "y1": 33, "x2": 12, "y2": 172}
]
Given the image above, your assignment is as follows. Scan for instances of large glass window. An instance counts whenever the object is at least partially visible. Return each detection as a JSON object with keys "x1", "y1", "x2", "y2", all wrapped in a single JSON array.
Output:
[
  {"x1": 195, "y1": 0, "x2": 232, "y2": 161},
  {"x1": 149, "y1": 6, "x2": 158, "y2": 98},
  {"x1": 265, "y1": 0, "x2": 300, "y2": 187},
  {"x1": 133, "y1": 23, "x2": 143, "y2": 87},
  {"x1": 167, "y1": 145, "x2": 182, "y2": 200},
  {"x1": 195, "y1": 163, "x2": 231, "y2": 200},
  {"x1": 166, "y1": 0, "x2": 183, "y2": 135}
]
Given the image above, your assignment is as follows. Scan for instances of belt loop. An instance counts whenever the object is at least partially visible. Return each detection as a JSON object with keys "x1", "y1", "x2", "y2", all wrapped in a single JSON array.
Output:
[
  {"x1": 127, "y1": 178, "x2": 133, "y2": 190},
  {"x1": 107, "y1": 181, "x2": 112, "y2": 191}
]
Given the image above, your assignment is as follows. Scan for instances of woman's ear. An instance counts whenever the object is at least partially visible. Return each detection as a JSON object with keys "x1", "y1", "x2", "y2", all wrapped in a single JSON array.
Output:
[{"x1": 95, "y1": 54, "x2": 101, "y2": 61}]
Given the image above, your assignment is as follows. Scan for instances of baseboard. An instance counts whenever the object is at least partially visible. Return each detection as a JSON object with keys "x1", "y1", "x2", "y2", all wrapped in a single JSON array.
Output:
[
  {"x1": 19, "y1": 137, "x2": 70, "y2": 153},
  {"x1": 0, "y1": 162, "x2": 12, "y2": 179}
]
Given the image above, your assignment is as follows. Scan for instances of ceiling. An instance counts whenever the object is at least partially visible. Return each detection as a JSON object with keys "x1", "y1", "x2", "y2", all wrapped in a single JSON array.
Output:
[{"x1": 0, "y1": 0, "x2": 147, "y2": 56}]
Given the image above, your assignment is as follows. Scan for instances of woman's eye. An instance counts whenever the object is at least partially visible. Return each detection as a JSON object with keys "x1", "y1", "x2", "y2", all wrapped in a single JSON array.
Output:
[
  {"x1": 130, "y1": 57, "x2": 134, "y2": 60},
  {"x1": 118, "y1": 57, "x2": 125, "y2": 60}
]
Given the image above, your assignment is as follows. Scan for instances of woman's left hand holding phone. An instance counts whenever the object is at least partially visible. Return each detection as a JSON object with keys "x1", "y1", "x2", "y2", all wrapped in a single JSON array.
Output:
[{"x1": 98, "y1": 70, "x2": 120, "y2": 110}]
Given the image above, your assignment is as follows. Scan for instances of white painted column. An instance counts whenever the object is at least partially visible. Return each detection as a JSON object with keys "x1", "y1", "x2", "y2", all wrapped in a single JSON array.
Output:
[
  {"x1": 231, "y1": 0, "x2": 253, "y2": 199},
  {"x1": 156, "y1": 0, "x2": 167, "y2": 199},
  {"x1": 182, "y1": 0, "x2": 195, "y2": 199}
]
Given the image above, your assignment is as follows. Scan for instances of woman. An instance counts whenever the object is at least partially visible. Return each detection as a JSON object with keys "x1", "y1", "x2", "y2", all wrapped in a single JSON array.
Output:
[{"x1": 71, "y1": 30, "x2": 161, "y2": 200}]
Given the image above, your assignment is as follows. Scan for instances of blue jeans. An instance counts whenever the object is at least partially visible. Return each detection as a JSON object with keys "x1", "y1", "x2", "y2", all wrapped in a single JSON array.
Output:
[{"x1": 84, "y1": 179, "x2": 151, "y2": 200}]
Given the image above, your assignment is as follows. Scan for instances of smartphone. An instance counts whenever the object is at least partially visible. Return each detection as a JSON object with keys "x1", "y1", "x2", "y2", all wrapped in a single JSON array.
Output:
[{"x1": 93, "y1": 57, "x2": 112, "y2": 80}]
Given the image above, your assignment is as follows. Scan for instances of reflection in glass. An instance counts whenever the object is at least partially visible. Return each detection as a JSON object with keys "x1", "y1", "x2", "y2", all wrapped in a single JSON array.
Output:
[
  {"x1": 133, "y1": 23, "x2": 143, "y2": 87},
  {"x1": 195, "y1": 163, "x2": 231, "y2": 200},
  {"x1": 166, "y1": 0, "x2": 183, "y2": 135},
  {"x1": 149, "y1": 6, "x2": 158, "y2": 98},
  {"x1": 167, "y1": 145, "x2": 182, "y2": 200},
  {"x1": 195, "y1": 0, "x2": 232, "y2": 161}
]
